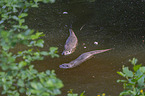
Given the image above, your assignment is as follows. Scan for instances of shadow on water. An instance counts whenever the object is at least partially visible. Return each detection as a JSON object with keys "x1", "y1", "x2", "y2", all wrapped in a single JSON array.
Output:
[{"x1": 24, "y1": 0, "x2": 145, "y2": 95}]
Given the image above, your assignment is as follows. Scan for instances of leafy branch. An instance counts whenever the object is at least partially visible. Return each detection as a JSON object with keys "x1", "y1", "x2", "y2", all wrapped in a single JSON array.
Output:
[{"x1": 0, "y1": 0, "x2": 63, "y2": 96}]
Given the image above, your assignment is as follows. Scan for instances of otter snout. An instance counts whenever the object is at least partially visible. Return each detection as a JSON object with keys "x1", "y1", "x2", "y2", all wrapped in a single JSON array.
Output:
[
  {"x1": 59, "y1": 63, "x2": 73, "y2": 69},
  {"x1": 61, "y1": 50, "x2": 72, "y2": 55}
]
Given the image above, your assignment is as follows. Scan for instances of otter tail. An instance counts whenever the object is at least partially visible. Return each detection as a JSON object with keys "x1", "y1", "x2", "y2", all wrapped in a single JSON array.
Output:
[{"x1": 91, "y1": 48, "x2": 112, "y2": 55}]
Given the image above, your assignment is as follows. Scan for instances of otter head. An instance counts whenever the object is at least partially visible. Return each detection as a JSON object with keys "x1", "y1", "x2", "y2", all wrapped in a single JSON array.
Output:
[
  {"x1": 59, "y1": 63, "x2": 74, "y2": 69},
  {"x1": 62, "y1": 50, "x2": 72, "y2": 55}
]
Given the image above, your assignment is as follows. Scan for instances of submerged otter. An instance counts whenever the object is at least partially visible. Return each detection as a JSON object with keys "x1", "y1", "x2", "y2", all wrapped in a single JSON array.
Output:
[
  {"x1": 62, "y1": 29, "x2": 78, "y2": 55},
  {"x1": 59, "y1": 48, "x2": 112, "y2": 69}
]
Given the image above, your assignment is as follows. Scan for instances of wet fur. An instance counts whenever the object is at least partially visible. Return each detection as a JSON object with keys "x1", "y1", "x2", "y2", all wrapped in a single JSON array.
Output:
[
  {"x1": 62, "y1": 29, "x2": 78, "y2": 55},
  {"x1": 60, "y1": 49, "x2": 112, "y2": 69}
]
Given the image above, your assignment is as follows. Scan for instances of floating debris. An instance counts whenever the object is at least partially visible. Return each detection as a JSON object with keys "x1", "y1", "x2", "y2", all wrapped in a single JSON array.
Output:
[
  {"x1": 94, "y1": 41, "x2": 98, "y2": 45},
  {"x1": 80, "y1": 24, "x2": 86, "y2": 30},
  {"x1": 63, "y1": 12, "x2": 68, "y2": 14}
]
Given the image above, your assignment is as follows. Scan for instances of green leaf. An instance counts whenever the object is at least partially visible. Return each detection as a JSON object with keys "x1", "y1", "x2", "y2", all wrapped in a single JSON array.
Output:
[
  {"x1": 49, "y1": 0, "x2": 55, "y2": 3},
  {"x1": 120, "y1": 90, "x2": 131, "y2": 95},
  {"x1": 13, "y1": 6, "x2": 18, "y2": 12},
  {"x1": 31, "y1": 82, "x2": 38, "y2": 90},
  {"x1": 138, "y1": 76, "x2": 144, "y2": 87},
  {"x1": 12, "y1": 16, "x2": 19, "y2": 21},
  {"x1": 3, "y1": 85, "x2": 8, "y2": 91},
  {"x1": 10, "y1": 63, "x2": 19, "y2": 70},
  {"x1": 117, "y1": 71, "x2": 126, "y2": 77},
  {"x1": 31, "y1": 32, "x2": 44, "y2": 40},
  {"x1": 19, "y1": 88, "x2": 25, "y2": 93},
  {"x1": 130, "y1": 91, "x2": 136, "y2": 95},
  {"x1": 49, "y1": 47, "x2": 59, "y2": 58},
  {"x1": 67, "y1": 94, "x2": 78, "y2": 96},
  {"x1": 52, "y1": 89, "x2": 61, "y2": 95},
  {"x1": 42, "y1": 0, "x2": 55, "y2": 3},
  {"x1": 24, "y1": 29, "x2": 34, "y2": 35},
  {"x1": 32, "y1": 4, "x2": 39, "y2": 7},
  {"x1": 19, "y1": 19, "x2": 25, "y2": 25},
  {"x1": 80, "y1": 91, "x2": 85, "y2": 96},
  {"x1": 31, "y1": 82, "x2": 37, "y2": 89},
  {"x1": 42, "y1": 92, "x2": 50, "y2": 96},
  {"x1": 18, "y1": 13, "x2": 28, "y2": 18},
  {"x1": 46, "y1": 80, "x2": 54, "y2": 87},
  {"x1": 20, "y1": 25, "x2": 28, "y2": 29},
  {"x1": 133, "y1": 64, "x2": 142, "y2": 72},
  {"x1": 128, "y1": 79, "x2": 135, "y2": 84},
  {"x1": 129, "y1": 58, "x2": 138, "y2": 65},
  {"x1": 21, "y1": 73, "x2": 27, "y2": 80},
  {"x1": 15, "y1": 92, "x2": 20, "y2": 96},
  {"x1": 2, "y1": 90, "x2": 6, "y2": 94},
  {"x1": 40, "y1": 51, "x2": 49, "y2": 56},
  {"x1": 37, "y1": 83, "x2": 43, "y2": 89},
  {"x1": 2, "y1": 45, "x2": 10, "y2": 51},
  {"x1": 1, "y1": 64, "x2": 9, "y2": 70},
  {"x1": 30, "y1": 69, "x2": 38, "y2": 74},
  {"x1": 17, "y1": 34, "x2": 25, "y2": 39},
  {"x1": 2, "y1": 78, "x2": 6, "y2": 83},
  {"x1": 35, "y1": 39, "x2": 44, "y2": 47},
  {"x1": 46, "y1": 70, "x2": 50, "y2": 75},
  {"x1": 139, "y1": 67, "x2": 145, "y2": 73},
  {"x1": 50, "y1": 47, "x2": 58, "y2": 51},
  {"x1": 2, "y1": 14, "x2": 8, "y2": 19},
  {"x1": 13, "y1": 25, "x2": 20, "y2": 28},
  {"x1": 0, "y1": 20, "x2": 4, "y2": 24},
  {"x1": 117, "y1": 80, "x2": 127, "y2": 83},
  {"x1": 123, "y1": 67, "x2": 133, "y2": 77},
  {"x1": 19, "y1": 61, "x2": 27, "y2": 68},
  {"x1": 135, "y1": 70, "x2": 143, "y2": 78},
  {"x1": 17, "y1": 79, "x2": 25, "y2": 87}
]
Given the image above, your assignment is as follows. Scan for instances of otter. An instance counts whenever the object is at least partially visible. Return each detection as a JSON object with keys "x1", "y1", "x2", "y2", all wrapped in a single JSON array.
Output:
[
  {"x1": 62, "y1": 29, "x2": 78, "y2": 55},
  {"x1": 59, "y1": 49, "x2": 112, "y2": 69}
]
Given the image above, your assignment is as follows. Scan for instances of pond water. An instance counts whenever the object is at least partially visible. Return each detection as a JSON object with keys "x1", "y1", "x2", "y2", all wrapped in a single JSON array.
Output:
[{"x1": 25, "y1": 0, "x2": 145, "y2": 96}]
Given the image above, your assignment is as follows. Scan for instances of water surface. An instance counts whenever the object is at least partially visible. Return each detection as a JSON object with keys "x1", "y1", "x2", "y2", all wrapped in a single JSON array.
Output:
[{"x1": 25, "y1": 1, "x2": 145, "y2": 95}]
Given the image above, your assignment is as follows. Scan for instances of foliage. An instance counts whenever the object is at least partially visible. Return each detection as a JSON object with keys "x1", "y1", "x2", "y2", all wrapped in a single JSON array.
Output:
[
  {"x1": 96, "y1": 93, "x2": 106, "y2": 96},
  {"x1": 117, "y1": 58, "x2": 145, "y2": 96},
  {"x1": 0, "y1": 0, "x2": 63, "y2": 96},
  {"x1": 67, "y1": 89, "x2": 85, "y2": 96}
]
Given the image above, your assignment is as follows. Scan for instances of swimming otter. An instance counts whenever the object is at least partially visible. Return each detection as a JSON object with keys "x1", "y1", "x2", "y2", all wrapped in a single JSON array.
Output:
[
  {"x1": 62, "y1": 29, "x2": 78, "y2": 55},
  {"x1": 59, "y1": 49, "x2": 112, "y2": 69}
]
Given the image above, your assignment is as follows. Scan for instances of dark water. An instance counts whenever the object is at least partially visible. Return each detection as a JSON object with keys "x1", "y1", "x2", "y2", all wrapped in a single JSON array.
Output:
[{"x1": 25, "y1": 0, "x2": 145, "y2": 96}]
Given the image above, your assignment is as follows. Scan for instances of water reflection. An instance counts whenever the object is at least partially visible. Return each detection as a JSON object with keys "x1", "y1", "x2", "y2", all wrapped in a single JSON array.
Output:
[{"x1": 26, "y1": 0, "x2": 145, "y2": 95}]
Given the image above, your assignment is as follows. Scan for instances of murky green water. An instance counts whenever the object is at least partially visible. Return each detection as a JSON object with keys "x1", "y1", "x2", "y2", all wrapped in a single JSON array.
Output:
[{"x1": 25, "y1": 0, "x2": 145, "y2": 96}]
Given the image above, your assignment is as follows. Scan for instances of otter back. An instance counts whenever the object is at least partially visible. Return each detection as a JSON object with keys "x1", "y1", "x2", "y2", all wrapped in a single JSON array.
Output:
[
  {"x1": 60, "y1": 48, "x2": 112, "y2": 69},
  {"x1": 62, "y1": 29, "x2": 78, "y2": 55}
]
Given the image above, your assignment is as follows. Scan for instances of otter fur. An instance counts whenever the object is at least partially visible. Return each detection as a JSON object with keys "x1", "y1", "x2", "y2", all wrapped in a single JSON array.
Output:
[
  {"x1": 60, "y1": 49, "x2": 112, "y2": 69},
  {"x1": 62, "y1": 29, "x2": 78, "y2": 55}
]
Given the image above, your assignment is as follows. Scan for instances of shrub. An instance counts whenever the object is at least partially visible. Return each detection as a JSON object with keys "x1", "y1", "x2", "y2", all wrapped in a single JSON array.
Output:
[
  {"x1": 117, "y1": 58, "x2": 145, "y2": 96},
  {"x1": 0, "y1": 0, "x2": 63, "y2": 96},
  {"x1": 67, "y1": 89, "x2": 85, "y2": 96}
]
